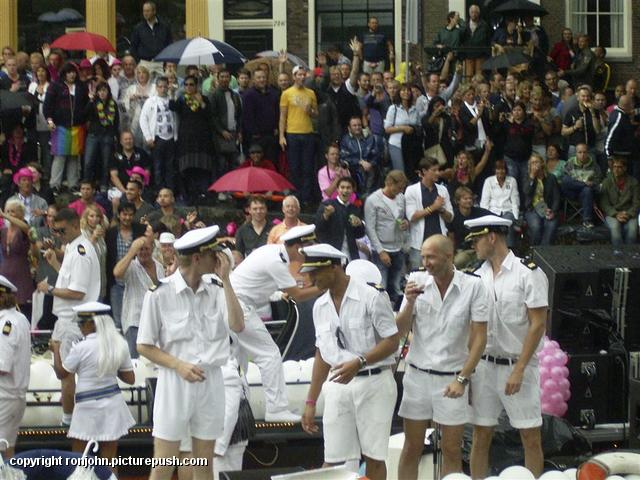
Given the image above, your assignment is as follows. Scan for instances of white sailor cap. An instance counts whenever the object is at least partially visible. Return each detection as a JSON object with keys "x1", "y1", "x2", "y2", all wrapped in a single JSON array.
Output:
[
  {"x1": 159, "y1": 232, "x2": 175, "y2": 244},
  {"x1": 280, "y1": 224, "x2": 316, "y2": 246},
  {"x1": 174, "y1": 225, "x2": 224, "y2": 255},
  {"x1": 0, "y1": 275, "x2": 17, "y2": 293},
  {"x1": 345, "y1": 259, "x2": 382, "y2": 284},
  {"x1": 464, "y1": 214, "x2": 513, "y2": 241},
  {"x1": 299, "y1": 244, "x2": 348, "y2": 273},
  {"x1": 72, "y1": 301, "x2": 111, "y2": 321}
]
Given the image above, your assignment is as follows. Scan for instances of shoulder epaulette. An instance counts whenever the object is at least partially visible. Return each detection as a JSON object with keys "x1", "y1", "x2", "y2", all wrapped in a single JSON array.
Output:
[
  {"x1": 210, "y1": 277, "x2": 224, "y2": 288},
  {"x1": 464, "y1": 271, "x2": 480, "y2": 277},
  {"x1": 77, "y1": 244, "x2": 86, "y2": 256},
  {"x1": 521, "y1": 258, "x2": 538, "y2": 270},
  {"x1": 148, "y1": 282, "x2": 165, "y2": 292},
  {"x1": 367, "y1": 282, "x2": 386, "y2": 292},
  {"x1": 2, "y1": 320, "x2": 11, "y2": 336},
  {"x1": 279, "y1": 252, "x2": 287, "y2": 263}
]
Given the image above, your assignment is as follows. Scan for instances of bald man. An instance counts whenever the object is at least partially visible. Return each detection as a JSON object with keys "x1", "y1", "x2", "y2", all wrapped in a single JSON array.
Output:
[{"x1": 396, "y1": 235, "x2": 488, "y2": 479}]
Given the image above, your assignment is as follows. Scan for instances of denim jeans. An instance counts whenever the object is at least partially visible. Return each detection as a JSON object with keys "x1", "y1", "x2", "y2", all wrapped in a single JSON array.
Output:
[
  {"x1": 372, "y1": 250, "x2": 405, "y2": 305},
  {"x1": 285, "y1": 133, "x2": 316, "y2": 204},
  {"x1": 125, "y1": 326, "x2": 139, "y2": 359},
  {"x1": 561, "y1": 177, "x2": 595, "y2": 222},
  {"x1": 152, "y1": 137, "x2": 176, "y2": 190},
  {"x1": 110, "y1": 283, "x2": 125, "y2": 330},
  {"x1": 605, "y1": 216, "x2": 639, "y2": 247},
  {"x1": 84, "y1": 132, "x2": 114, "y2": 187},
  {"x1": 525, "y1": 210, "x2": 558, "y2": 245},
  {"x1": 504, "y1": 155, "x2": 528, "y2": 205}
]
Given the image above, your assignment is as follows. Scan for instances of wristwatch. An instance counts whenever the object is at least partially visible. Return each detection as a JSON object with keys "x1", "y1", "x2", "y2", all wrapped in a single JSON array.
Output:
[
  {"x1": 358, "y1": 355, "x2": 367, "y2": 369},
  {"x1": 456, "y1": 374, "x2": 469, "y2": 386},
  {"x1": 47, "y1": 285, "x2": 55, "y2": 295}
]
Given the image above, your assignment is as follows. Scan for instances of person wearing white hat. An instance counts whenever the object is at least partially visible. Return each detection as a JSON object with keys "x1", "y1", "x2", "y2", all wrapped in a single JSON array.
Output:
[
  {"x1": 137, "y1": 225, "x2": 245, "y2": 480},
  {"x1": 0, "y1": 275, "x2": 30, "y2": 459},
  {"x1": 114, "y1": 235, "x2": 165, "y2": 358},
  {"x1": 230, "y1": 224, "x2": 322, "y2": 423},
  {"x1": 36, "y1": 207, "x2": 101, "y2": 426},
  {"x1": 300, "y1": 244, "x2": 399, "y2": 480},
  {"x1": 158, "y1": 231, "x2": 177, "y2": 275},
  {"x1": 395, "y1": 235, "x2": 488, "y2": 479},
  {"x1": 50, "y1": 301, "x2": 135, "y2": 464},
  {"x1": 464, "y1": 215, "x2": 549, "y2": 479}
]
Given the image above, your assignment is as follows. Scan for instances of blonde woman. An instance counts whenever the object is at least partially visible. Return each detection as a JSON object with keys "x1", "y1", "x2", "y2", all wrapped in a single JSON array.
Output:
[
  {"x1": 523, "y1": 153, "x2": 561, "y2": 245},
  {"x1": 0, "y1": 200, "x2": 34, "y2": 314},
  {"x1": 81, "y1": 205, "x2": 108, "y2": 300},
  {"x1": 51, "y1": 302, "x2": 135, "y2": 465},
  {"x1": 122, "y1": 65, "x2": 156, "y2": 148}
]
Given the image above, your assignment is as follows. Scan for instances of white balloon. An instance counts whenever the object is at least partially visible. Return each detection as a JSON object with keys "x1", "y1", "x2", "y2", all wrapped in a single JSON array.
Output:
[
  {"x1": 442, "y1": 474, "x2": 471, "y2": 480},
  {"x1": 607, "y1": 476, "x2": 627, "y2": 480},
  {"x1": 540, "y1": 472, "x2": 571, "y2": 480},
  {"x1": 625, "y1": 476, "x2": 640, "y2": 480},
  {"x1": 500, "y1": 466, "x2": 535, "y2": 480},
  {"x1": 563, "y1": 468, "x2": 577, "y2": 480}
]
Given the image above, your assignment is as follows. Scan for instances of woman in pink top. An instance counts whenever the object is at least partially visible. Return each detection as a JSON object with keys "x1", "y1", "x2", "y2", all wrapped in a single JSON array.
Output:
[{"x1": 317, "y1": 143, "x2": 356, "y2": 202}]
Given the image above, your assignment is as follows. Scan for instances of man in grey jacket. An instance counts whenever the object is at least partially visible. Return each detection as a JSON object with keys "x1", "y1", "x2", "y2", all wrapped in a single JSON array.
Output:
[{"x1": 364, "y1": 170, "x2": 409, "y2": 305}]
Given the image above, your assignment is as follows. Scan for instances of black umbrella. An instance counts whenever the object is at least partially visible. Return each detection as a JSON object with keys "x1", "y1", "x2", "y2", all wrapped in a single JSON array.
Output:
[
  {"x1": 493, "y1": 0, "x2": 548, "y2": 17},
  {"x1": 482, "y1": 51, "x2": 531, "y2": 71}
]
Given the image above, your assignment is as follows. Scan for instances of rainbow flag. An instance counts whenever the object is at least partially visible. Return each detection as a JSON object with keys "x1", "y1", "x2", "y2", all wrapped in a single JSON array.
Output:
[{"x1": 50, "y1": 125, "x2": 87, "y2": 156}]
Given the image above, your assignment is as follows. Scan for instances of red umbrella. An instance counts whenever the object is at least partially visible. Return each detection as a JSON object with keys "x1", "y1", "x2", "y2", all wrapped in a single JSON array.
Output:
[
  {"x1": 50, "y1": 32, "x2": 115, "y2": 52},
  {"x1": 209, "y1": 166, "x2": 294, "y2": 193}
]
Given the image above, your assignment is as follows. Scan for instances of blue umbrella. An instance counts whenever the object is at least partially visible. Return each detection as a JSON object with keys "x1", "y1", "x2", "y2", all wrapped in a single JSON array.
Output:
[{"x1": 154, "y1": 37, "x2": 246, "y2": 65}]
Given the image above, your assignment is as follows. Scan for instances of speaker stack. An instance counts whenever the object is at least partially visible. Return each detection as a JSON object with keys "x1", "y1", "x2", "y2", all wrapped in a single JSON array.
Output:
[{"x1": 532, "y1": 245, "x2": 640, "y2": 428}]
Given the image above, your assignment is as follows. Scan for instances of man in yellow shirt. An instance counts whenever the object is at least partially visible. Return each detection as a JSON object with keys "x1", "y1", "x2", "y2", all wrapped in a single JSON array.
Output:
[{"x1": 279, "y1": 66, "x2": 318, "y2": 206}]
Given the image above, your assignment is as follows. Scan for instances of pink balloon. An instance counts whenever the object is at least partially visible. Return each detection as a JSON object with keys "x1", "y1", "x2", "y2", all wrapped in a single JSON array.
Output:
[
  {"x1": 541, "y1": 355, "x2": 556, "y2": 368},
  {"x1": 550, "y1": 391, "x2": 564, "y2": 404},
  {"x1": 541, "y1": 401, "x2": 553, "y2": 415},
  {"x1": 550, "y1": 366, "x2": 566, "y2": 380},
  {"x1": 553, "y1": 350, "x2": 568, "y2": 366},
  {"x1": 550, "y1": 340, "x2": 560, "y2": 349},
  {"x1": 556, "y1": 402, "x2": 568, "y2": 416},
  {"x1": 558, "y1": 377, "x2": 570, "y2": 391},
  {"x1": 561, "y1": 388, "x2": 571, "y2": 401},
  {"x1": 539, "y1": 366, "x2": 551, "y2": 383},
  {"x1": 542, "y1": 378, "x2": 559, "y2": 393},
  {"x1": 561, "y1": 366, "x2": 569, "y2": 377}
]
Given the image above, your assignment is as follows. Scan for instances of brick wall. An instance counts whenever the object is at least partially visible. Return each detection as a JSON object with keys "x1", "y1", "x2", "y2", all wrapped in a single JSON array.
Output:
[
  {"x1": 541, "y1": 0, "x2": 640, "y2": 90},
  {"x1": 287, "y1": 0, "x2": 309, "y2": 63}
]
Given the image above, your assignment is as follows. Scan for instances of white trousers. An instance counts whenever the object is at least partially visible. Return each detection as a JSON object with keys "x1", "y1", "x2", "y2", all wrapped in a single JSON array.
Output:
[{"x1": 236, "y1": 302, "x2": 289, "y2": 414}]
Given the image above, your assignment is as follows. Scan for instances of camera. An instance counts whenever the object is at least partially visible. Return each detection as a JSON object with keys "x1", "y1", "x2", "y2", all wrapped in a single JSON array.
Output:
[{"x1": 339, "y1": 160, "x2": 350, "y2": 170}]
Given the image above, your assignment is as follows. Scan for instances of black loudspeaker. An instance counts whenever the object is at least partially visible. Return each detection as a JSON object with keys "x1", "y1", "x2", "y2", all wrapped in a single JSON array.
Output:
[
  {"x1": 630, "y1": 378, "x2": 640, "y2": 448},
  {"x1": 220, "y1": 467, "x2": 304, "y2": 479},
  {"x1": 565, "y1": 352, "x2": 627, "y2": 428}
]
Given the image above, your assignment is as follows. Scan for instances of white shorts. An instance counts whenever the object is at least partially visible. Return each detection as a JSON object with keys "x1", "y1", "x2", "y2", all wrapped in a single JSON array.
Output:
[
  {"x1": 322, "y1": 369, "x2": 397, "y2": 463},
  {"x1": 398, "y1": 366, "x2": 470, "y2": 425},
  {"x1": 153, "y1": 365, "x2": 225, "y2": 441},
  {"x1": 471, "y1": 359, "x2": 542, "y2": 429},
  {"x1": 0, "y1": 397, "x2": 26, "y2": 446},
  {"x1": 51, "y1": 318, "x2": 82, "y2": 361}
]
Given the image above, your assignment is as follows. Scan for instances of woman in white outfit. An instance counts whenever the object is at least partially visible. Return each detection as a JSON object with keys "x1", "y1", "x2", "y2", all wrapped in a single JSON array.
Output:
[{"x1": 51, "y1": 301, "x2": 135, "y2": 463}]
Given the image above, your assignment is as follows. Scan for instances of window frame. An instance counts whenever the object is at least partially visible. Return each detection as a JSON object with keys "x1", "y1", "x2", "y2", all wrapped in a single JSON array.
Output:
[{"x1": 565, "y1": 0, "x2": 632, "y2": 60}]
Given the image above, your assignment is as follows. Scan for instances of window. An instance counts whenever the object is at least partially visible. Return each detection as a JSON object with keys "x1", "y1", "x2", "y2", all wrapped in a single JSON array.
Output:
[
  {"x1": 316, "y1": 0, "x2": 394, "y2": 55},
  {"x1": 18, "y1": 1, "x2": 86, "y2": 53},
  {"x1": 117, "y1": 0, "x2": 185, "y2": 57},
  {"x1": 567, "y1": 0, "x2": 632, "y2": 59},
  {"x1": 224, "y1": 0, "x2": 272, "y2": 20}
]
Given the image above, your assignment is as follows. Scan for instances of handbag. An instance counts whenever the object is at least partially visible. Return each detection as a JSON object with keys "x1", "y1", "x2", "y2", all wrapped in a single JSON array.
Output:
[{"x1": 217, "y1": 132, "x2": 238, "y2": 154}]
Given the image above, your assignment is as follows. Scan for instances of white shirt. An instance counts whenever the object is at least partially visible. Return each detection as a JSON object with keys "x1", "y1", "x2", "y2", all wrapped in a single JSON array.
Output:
[
  {"x1": 63, "y1": 333, "x2": 133, "y2": 393},
  {"x1": 401, "y1": 269, "x2": 489, "y2": 371},
  {"x1": 230, "y1": 244, "x2": 297, "y2": 310},
  {"x1": 465, "y1": 101, "x2": 487, "y2": 145},
  {"x1": 121, "y1": 257, "x2": 165, "y2": 334},
  {"x1": 53, "y1": 235, "x2": 101, "y2": 321},
  {"x1": 137, "y1": 269, "x2": 230, "y2": 368},
  {"x1": 404, "y1": 181, "x2": 454, "y2": 250},
  {"x1": 0, "y1": 309, "x2": 30, "y2": 399},
  {"x1": 480, "y1": 175, "x2": 520, "y2": 219},
  {"x1": 476, "y1": 251, "x2": 549, "y2": 359},
  {"x1": 313, "y1": 278, "x2": 398, "y2": 368},
  {"x1": 384, "y1": 104, "x2": 419, "y2": 148}
]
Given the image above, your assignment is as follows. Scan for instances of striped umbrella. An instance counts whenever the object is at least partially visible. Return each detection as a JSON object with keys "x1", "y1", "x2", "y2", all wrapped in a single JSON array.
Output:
[{"x1": 154, "y1": 37, "x2": 246, "y2": 65}]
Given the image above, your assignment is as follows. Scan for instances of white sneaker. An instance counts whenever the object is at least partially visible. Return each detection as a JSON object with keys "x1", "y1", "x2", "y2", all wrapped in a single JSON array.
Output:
[{"x1": 264, "y1": 409, "x2": 301, "y2": 423}]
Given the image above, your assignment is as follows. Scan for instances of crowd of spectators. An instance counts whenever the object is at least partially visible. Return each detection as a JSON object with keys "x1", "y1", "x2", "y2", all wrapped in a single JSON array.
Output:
[{"x1": 0, "y1": 1, "x2": 639, "y2": 329}]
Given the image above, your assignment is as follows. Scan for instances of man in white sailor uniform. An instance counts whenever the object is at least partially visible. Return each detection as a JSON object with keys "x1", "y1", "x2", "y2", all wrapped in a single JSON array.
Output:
[
  {"x1": 36, "y1": 207, "x2": 101, "y2": 426},
  {"x1": 396, "y1": 234, "x2": 488, "y2": 479},
  {"x1": 300, "y1": 244, "x2": 399, "y2": 480},
  {"x1": 465, "y1": 215, "x2": 549, "y2": 479},
  {"x1": 230, "y1": 224, "x2": 322, "y2": 423},
  {"x1": 0, "y1": 276, "x2": 30, "y2": 459},
  {"x1": 137, "y1": 225, "x2": 245, "y2": 480}
]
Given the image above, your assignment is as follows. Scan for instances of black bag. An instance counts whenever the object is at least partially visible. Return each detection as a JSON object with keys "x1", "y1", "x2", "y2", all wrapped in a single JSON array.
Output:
[
  {"x1": 427, "y1": 55, "x2": 446, "y2": 73},
  {"x1": 229, "y1": 396, "x2": 256, "y2": 444}
]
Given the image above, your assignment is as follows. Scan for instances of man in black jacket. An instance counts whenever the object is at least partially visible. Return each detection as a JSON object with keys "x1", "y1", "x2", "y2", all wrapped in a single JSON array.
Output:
[
  {"x1": 315, "y1": 176, "x2": 365, "y2": 260},
  {"x1": 130, "y1": 2, "x2": 173, "y2": 62},
  {"x1": 606, "y1": 95, "x2": 639, "y2": 180}
]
